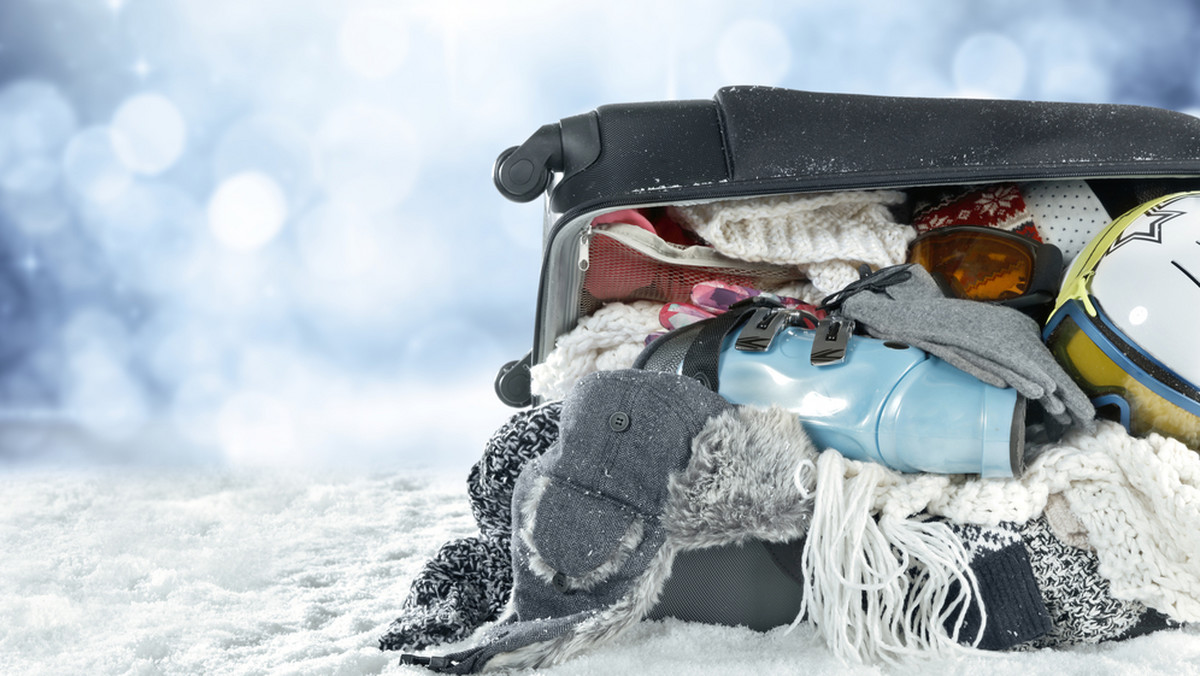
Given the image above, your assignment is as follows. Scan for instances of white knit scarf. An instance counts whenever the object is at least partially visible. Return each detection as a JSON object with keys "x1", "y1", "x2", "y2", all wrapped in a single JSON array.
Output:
[{"x1": 793, "y1": 421, "x2": 1200, "y2": 664}]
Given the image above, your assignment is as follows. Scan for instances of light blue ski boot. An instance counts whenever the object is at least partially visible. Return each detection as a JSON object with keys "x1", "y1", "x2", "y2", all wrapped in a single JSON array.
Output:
[{"x1": 639, "y1": 302, "x2": 1024, "y2": 477}]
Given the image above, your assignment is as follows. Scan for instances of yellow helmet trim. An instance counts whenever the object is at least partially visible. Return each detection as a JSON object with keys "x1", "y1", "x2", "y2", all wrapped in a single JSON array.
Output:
[{"x1": 1052, "y1": 191, "x2": 1199, "y2": 319}]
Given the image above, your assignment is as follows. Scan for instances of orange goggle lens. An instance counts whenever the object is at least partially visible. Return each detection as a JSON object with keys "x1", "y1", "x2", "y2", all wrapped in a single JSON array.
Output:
[
  {"x1": 907, "y1": 226, "x2": 1038, "y2": 301},
  {"x1": 1045, "y1": 313, "x2": 1200, "y2": 449}
]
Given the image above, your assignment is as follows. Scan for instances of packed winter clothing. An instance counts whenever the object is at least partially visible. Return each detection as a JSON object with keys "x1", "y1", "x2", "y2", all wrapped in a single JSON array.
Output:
[
  {"x1": 383, "y1": 182, "x2": 1198, "y2": 672},
  {"x1": 383, "y1": 379, "x2": 1194, "y2": 671}
]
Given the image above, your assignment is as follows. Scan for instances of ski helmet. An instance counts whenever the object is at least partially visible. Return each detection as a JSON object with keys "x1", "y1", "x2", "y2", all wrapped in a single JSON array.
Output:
[{"x1": 1044, "y1": 191, "x2": 1200, "y2": 449}]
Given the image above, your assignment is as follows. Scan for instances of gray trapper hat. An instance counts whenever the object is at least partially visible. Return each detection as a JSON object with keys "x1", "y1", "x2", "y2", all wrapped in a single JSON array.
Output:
[{"x1": 402, "y1": 370, "x2": 818, "y2": 673}]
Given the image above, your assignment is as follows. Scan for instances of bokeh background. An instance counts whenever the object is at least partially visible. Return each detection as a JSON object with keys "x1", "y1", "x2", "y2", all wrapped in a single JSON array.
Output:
[{"x1": 2, "y1": 0, "x2": 1200, "y2": 471}]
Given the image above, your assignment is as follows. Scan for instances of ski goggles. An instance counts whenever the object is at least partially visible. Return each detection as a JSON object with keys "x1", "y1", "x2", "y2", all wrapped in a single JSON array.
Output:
[
  {"x1": 1044, "y1": 298, "x2": 1200, "y2": 448},
  {"x1": 907, "y1": 226, "x2": 1063, "y2": 310}
]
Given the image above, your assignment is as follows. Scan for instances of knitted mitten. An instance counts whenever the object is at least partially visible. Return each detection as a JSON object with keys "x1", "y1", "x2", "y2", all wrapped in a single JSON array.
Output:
[
  {"x1": 379, "y1": 403, "x2": 563, "y2": 652},
  {"x1": 944, "y1": 521, "x2": 1052, "y2": 650}
]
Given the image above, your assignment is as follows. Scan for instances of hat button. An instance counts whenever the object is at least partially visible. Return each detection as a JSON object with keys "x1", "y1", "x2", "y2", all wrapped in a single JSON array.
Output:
[
  {"x1": 552, "y1": 571, "x2": 571, "y2": 593},
  {"x1": 608, "y1": 411, "x2": 630, "y2": 432}
]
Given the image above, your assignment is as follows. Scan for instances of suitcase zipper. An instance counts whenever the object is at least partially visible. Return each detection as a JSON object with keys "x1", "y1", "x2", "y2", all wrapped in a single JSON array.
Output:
[{"x1": 552, "y1": 165, "x2": 1200, "y2": 239}]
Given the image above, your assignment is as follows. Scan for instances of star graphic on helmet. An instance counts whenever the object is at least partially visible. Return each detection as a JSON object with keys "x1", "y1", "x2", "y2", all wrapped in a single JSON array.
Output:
[{"x1": 1107, "y1": 203, "x2": 1186, "y2": 252}]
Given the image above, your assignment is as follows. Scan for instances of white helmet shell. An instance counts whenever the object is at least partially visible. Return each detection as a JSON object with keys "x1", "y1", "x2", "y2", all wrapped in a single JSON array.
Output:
[{"x1": 1088, "y1": 192, "x2": 1200, "y2": 388}]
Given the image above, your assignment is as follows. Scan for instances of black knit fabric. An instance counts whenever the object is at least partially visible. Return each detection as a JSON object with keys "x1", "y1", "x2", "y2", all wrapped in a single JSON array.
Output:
[
  {"x1": 1017, "y1": 517, "x2": 1161, "y2": 648},
  {"x1": 946, "y1": 516, "x2": 1171, "y2": 652},
  {"x1": 466, "y1": 403, "x2": 562, "y2": 539},
  {"x1": 946, "y1": 521, "x2": 1051, "y2": 650},
  {"x1": 378, "y1": 538, "x2": 514, "y2": 652},
  {"x1": 379, "y1": 403, "x2": 561, "y2": 652}
]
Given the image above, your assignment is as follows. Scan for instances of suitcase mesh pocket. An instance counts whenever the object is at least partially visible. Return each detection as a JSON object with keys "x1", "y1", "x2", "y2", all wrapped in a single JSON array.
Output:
[{"x1": 580, "y1": 226, "x2": 803, "y2": 315}]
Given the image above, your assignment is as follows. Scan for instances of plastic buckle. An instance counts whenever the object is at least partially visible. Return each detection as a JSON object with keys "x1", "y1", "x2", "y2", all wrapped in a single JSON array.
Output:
[{"x1": 811, "y1": 317, "x2": 855, "y2": 366}]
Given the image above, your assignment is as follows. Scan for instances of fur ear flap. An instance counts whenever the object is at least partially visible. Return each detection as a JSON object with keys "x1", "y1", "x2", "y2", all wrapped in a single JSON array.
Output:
[
  {"x1": 664, "y1": 405, "x2": 818, "y2": 548},
  {"x1": 517, "y1": 474, "x2": 647, "y2": 593}
]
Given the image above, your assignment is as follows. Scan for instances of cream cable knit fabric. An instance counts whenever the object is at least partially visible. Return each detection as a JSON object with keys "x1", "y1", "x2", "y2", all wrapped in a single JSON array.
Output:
[
  {"x1": 1022, "y1": 424, "x2": 1200, "y2": 620},
  {"x1": 930, "y1": 420, "x2": 1200, "y2": 619},
  {"x1": 800, "y1": 420, "x2": 1200, "y2": 665},
  {"x1": 529, "y1": 301, "x2": 661, "y2": 401},
  {"x1": 668, "y1": 191, "x2": 914, "y2": 300}
]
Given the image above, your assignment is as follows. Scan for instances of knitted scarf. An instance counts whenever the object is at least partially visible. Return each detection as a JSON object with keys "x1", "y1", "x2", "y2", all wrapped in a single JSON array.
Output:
[{"x1": 798, "y1": 420, "x2": 1200, "y2": 663}]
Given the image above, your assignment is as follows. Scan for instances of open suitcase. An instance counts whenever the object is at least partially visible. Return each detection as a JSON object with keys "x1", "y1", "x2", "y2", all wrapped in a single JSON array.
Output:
[
  {"x1": 493, "y1": 85, "x2": 1200, "y2": 406},
  {"x1": 486, "y1": 86, "x2": 1200, "y2": 632}
]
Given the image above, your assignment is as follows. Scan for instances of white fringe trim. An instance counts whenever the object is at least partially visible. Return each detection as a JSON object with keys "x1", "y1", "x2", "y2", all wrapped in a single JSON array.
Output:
[
  {"x1": 789, "y1": 451, "x2": 983, "y2": 664},
  {"x1": 490, "y1": 420, "x2": 1199, "y2": 670}
]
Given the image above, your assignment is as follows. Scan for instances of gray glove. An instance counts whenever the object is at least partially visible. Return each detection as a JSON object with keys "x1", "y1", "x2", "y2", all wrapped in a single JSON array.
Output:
[{"x1": 826, "y1": 264, "x2": 1094, "y2": 429}]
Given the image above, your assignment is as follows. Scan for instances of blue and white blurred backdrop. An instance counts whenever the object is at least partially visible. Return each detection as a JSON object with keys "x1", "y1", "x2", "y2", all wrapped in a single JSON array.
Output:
[{"x1": 1, "y1": 0, "x2": 1198, "y2": 470}]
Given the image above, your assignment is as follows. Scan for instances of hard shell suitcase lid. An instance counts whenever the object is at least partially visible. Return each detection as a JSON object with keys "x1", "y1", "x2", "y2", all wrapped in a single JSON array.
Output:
[
  {"x1": 493, "y1": 86, "x2": 1200, "y2": 407},
  {"x1": 497, "y1": 86, "x2": 1200, "y2": 221}
]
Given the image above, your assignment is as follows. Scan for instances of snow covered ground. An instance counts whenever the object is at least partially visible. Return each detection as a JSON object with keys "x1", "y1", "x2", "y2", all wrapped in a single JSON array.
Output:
[{"x1": 3, "y1": 467, "x2": 1199, "y2": 676}]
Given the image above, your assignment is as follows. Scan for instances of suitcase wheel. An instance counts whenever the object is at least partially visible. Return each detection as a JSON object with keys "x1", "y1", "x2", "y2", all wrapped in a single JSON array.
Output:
[
  {"x1": 493, "y1": 146, "x2": 551, "y2": 203},
  {"x1": 494, "y1": 353, "x2": 533, "y2": 407}
]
